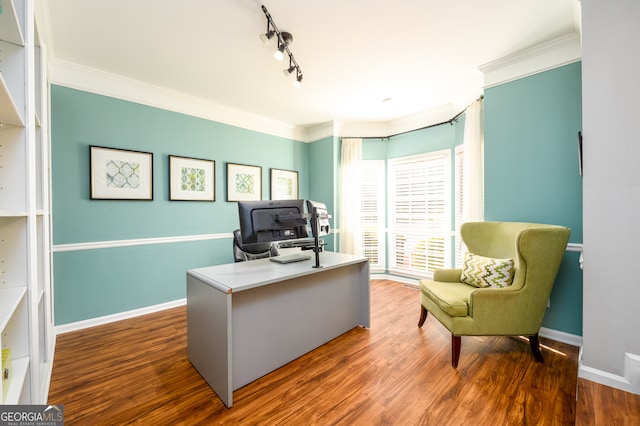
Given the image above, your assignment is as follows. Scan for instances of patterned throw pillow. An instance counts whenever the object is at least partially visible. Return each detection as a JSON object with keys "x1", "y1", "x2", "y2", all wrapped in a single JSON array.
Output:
[{"x1": 460, "y1": 252, "x2": 515, "y2": 288}]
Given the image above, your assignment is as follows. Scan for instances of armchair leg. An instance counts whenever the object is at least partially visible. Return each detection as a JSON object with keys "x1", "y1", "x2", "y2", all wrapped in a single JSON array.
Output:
[
  {"x1": 529, "y1": 334, "x2": 545, "y2": 363},
  {"x1": 452, "y1": 335, "x2": 461, "y2": 368},
  {"x1": 418, "y1": 305, "x2": 428, "y2": 327}
]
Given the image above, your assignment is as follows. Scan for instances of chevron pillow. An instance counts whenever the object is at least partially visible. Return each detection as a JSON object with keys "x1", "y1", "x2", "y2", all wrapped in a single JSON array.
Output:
[{"x1": 460, "y1": 252, "x2": 515, "y2": 288}]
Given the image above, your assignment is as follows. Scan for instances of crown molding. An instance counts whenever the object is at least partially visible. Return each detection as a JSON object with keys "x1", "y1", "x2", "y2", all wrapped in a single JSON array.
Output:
[
  {"x1": 479, "y1": 32, "x2": 582, "y2": 89},
  {"x1": 304, "y1": 121, "x2": 336, "y2": 142},
  {"x1": 48, "y1": 59, "x2": 307, "y2": 141},
  {"x1": 314, "y1": 104, "x2": 464, "y2": 141},
  {"x1": 48, "y1": 32, "x2": 581, "y2": 144}
]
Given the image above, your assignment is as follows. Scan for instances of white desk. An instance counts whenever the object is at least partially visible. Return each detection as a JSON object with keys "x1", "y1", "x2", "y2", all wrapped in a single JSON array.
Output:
[{"x1": 186, "y1": 251, "x2": 370, "y2": 407}]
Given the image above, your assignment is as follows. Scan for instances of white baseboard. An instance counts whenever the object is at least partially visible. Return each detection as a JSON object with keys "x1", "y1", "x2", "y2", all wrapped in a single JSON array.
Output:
[
  {"x1": 54, "y1": 298, "x2": 186, "y2": 335},
  {"x1": 539, "y1": 327, "x2": 583, "y2": 347},
  {"x1": 371, "y1": 273, "x2": 419, "y2": 286},
  {"x1": 579, "y1": 353, "x2": 640, "y2": 395}
]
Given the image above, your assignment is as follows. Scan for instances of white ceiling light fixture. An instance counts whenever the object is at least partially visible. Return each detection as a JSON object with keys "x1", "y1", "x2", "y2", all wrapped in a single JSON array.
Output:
[
  {"x1": 293, "y1": 69, "x2": 303, "y2": 88},
  {"x1": 260, "y1": 5, "x2": 303, "y2": 88}
]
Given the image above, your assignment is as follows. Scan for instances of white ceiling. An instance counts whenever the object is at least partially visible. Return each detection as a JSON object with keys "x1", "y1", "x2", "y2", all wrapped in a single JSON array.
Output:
[{"x1": 37, "y1": 0, "x2": 581, "y2": 134}]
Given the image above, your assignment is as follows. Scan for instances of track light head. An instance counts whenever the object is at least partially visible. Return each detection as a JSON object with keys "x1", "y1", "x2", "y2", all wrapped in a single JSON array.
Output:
[
  {"x1": 283, "y1": 65, "x2": 296, "y2": 76},
  {"x1": 260, "y1": 30, "x2": 275, "y2": 45},
  {"x1": 273, "y1": 32, "x2": 292, "y2": 61},
  {"x1": 293, "y1": 71, "x2": 303, "y2": 88},
  {"x1": 273, "y1": 45, "x2": 285, "y2": 61}
]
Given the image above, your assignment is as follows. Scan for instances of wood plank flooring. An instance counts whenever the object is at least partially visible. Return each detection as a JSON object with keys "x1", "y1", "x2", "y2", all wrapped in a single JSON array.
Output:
[
  {"x1": 576, "y1": 378, "x2": 640, "y2": 425},
  {"x1": 47, "y1": 280, "x2": 636, "y2": 425}
]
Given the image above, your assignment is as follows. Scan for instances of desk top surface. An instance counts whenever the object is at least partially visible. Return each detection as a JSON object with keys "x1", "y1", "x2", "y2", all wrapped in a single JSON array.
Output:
[{"x1": 187, "y1": 251, "x2": 368, "y2": 293}]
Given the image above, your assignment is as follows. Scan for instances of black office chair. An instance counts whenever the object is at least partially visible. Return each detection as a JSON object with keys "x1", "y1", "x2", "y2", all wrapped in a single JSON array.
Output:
[{"x1": 232, "y1": 229, "x2": 279, "y2": 262}]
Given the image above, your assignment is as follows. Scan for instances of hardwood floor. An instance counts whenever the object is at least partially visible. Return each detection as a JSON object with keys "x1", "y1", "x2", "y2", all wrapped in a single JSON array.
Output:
[
  {"x1": 48, "y1": 280, "x2": 636, "y2": 425},
  {"x1": 576, "y1": 378, "x2": 640, "y2": 425}
]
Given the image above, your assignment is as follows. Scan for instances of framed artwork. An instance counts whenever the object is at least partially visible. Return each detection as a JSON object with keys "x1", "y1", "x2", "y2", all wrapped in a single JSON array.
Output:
[
  {"x1": 169, "y1": 155, "x2": 216, "y2": 201},
  {"x1": 270, "y1": 168, "x2": 299, "y2": 200},
  {"x1": 226, "y1": 162, "x2": 262, "y2": 202},
  {"x1": 90, "y1": 145, "x2": 153, "y2": 200}
]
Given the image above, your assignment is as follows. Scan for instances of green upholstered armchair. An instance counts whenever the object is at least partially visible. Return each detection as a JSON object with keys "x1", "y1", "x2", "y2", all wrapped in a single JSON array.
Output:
[{"x1": 418, "y1": 221, "x2": 570, "y2": 367}]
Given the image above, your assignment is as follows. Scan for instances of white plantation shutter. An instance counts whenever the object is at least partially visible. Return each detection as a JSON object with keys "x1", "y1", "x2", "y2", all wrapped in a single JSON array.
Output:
[
  {"x1": 454, "y1": 145, "x2": 465, "y2": 267},
  {"x1": 361, "y1": 160, "x2": 385, "y2": 271},
  {"x1": 388, "y1": 151, "x2": 451, "y2": 278}
]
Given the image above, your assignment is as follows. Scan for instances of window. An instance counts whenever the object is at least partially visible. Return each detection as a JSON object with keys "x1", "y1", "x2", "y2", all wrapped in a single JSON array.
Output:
[
  {"x1": 361, "y1": 160, "x2": 386, "y2": 272},
  {"x1": 388, "y1": 151, "x2": 451, "y2": 278},
  {"x1": 454, "y1": 145, "x2": 464, "y2": 267}
]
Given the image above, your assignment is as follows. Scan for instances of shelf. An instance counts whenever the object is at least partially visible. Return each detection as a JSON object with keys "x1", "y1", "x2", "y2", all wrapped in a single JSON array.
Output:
[
  {"x1": 2, "y1": 356, "x2": 29, "y2": 404},
  {"x1": 0, "y1": 287, "x2": 26, "y2": 332},
  {"x1": 1, "y1": 0, "x2": 53, "y2": 405},
  {"x1": 0, "y1": 72, "x2": 24, "y2": 127},
  {"x1": 0, "y1": 0, "x2": 25, "y2": 46}
]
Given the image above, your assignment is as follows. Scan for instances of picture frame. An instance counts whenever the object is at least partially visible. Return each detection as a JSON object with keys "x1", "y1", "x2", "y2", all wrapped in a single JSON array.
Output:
[
  {"x1": 226, "y1": 162, "x2": 262, "y2": 202},
  {"x1": 169, "y1": 155, "x2": 216, "y2": 201},
  {"x1": 270, "y1": 168, "x2": 299, "y2": 200},
  {"x1": 90, "y1": 145, "x2": 153, "y2": 200}
]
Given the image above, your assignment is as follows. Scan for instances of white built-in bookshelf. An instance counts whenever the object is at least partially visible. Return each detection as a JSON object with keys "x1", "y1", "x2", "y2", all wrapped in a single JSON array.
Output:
[{"x1": 0, "y1": 0, "x2": 53, "y2": 404}]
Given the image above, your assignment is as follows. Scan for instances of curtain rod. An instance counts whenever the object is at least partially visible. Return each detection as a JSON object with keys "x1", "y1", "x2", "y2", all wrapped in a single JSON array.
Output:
[{"x1": 344, "y1": 95, "x2": 484, "y2": 141}]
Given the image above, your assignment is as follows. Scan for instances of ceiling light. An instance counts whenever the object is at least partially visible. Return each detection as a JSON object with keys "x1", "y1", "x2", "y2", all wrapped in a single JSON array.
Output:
[
  {"x1": 260, "y1": 30, "x2": 275, "y2": 45},
  {"x1": 283, "y1": 59, "x2": 296, "y2": 76},
  {"x1": 274, "y1": 43, "x2": 285, "y2": 61},
  {"x1": 260, "y1": 5, "x2": 304, "y2": 87},
  {"x1": 293, "y1": 69, "x2": 303, "y2": 88},
  {"x1": 273, "y1": 32, "x2": 292, "y2": 61}
]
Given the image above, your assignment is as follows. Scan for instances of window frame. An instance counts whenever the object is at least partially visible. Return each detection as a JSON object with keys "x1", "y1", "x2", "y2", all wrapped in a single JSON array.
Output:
[{"x1": 387, "y1": 150, "x2": 452, "y2": 279}]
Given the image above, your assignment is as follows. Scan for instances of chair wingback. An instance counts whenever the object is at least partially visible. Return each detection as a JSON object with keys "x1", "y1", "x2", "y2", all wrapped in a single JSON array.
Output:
[
  {"x1": 420, "y1": 221, "x2": 570, "y2": 365},
  {"x1": 461, "y1": 221, "x2": 570, "y2": 300}
]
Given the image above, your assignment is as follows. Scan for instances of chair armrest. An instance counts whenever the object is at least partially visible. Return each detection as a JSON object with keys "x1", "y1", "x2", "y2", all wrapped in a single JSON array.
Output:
[
  {"x1": 433, "y1": 268, "x2": 462, "y2": 282},
  {"x1": 468, "y1": 287, "x2": 543, "y2": 334}
]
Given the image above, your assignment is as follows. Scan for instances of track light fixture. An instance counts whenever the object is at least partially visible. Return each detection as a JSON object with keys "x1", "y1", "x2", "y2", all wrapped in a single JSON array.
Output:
[
  {"x1": 293, "y1": 68, "x2": 303, "y2": 88},
  {"x1": 260, "y1": 5, "x2": 303, "y2": 88}
]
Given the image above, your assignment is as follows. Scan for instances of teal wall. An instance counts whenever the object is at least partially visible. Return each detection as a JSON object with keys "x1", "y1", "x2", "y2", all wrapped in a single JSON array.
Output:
[
  {"x1": 51, "y1": 86, "x2": 309, "y2": 325},
  {"x1": 385, "y1": 122, "x2": 463, "y2": 159},
  {"x1": 307, "y1": 136, "x2": 339, "y2": 250},
  {"x1": 359, "y1": 63, "x2": 583, "y2": 336},
  {"x1": 484, "y1": 62, "x2": 583, "y2": 335},
  {"x1": 52, "y1": 63, "x2": 583, "y2": 335}
]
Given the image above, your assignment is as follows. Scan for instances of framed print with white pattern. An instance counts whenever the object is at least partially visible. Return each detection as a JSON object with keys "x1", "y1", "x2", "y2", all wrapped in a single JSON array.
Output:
[
  {"x1": 226, "y1": 163, "x2": 262, "y2": 202},
  {"x1": 169, "y1": 155, "x2": 215, "y2": 201},
  {"x1": 90, "y1": 146, "x2": 153, "y2": 200}
]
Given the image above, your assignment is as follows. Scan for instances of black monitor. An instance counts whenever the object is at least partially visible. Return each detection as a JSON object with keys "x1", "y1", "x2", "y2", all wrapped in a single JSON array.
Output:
[
  {"x1": 237, "y1": 199, "x2": 308, "y2": 246},
  {"x1": 306, "y1": 200, "x2": 331, "y2": 268},
  {"x1": 306, "y1": 200, "x2": 330, "y2": 238}
]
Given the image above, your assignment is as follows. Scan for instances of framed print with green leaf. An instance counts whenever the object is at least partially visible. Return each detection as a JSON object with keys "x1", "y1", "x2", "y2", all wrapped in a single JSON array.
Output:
[
  {"x1": 169, "y1": 155, "x2": 216, "y2": 201},
  {"x1": 270, "y1": 168, "x2": 299, "y2": 200},
  {"x1": 226, "y1": 162, "x2": 262, "y2": 202},
  {"x1": 90, "y1": 145, "x2": 153, "y2": 200}
]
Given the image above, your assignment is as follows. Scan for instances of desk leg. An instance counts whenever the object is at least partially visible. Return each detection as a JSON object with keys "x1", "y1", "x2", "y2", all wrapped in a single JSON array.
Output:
[{"x1": 359, "y1": 260, "x2": 371, "y2": 328}]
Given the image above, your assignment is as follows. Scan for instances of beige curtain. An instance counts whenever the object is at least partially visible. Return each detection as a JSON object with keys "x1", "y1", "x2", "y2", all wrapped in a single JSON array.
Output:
[
  {"x1": 339, "y1": 138, "x2": 363, "y2": 255},
  {"x1": 463, "y1": 99, "x2": 484, "y2": 223}
]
